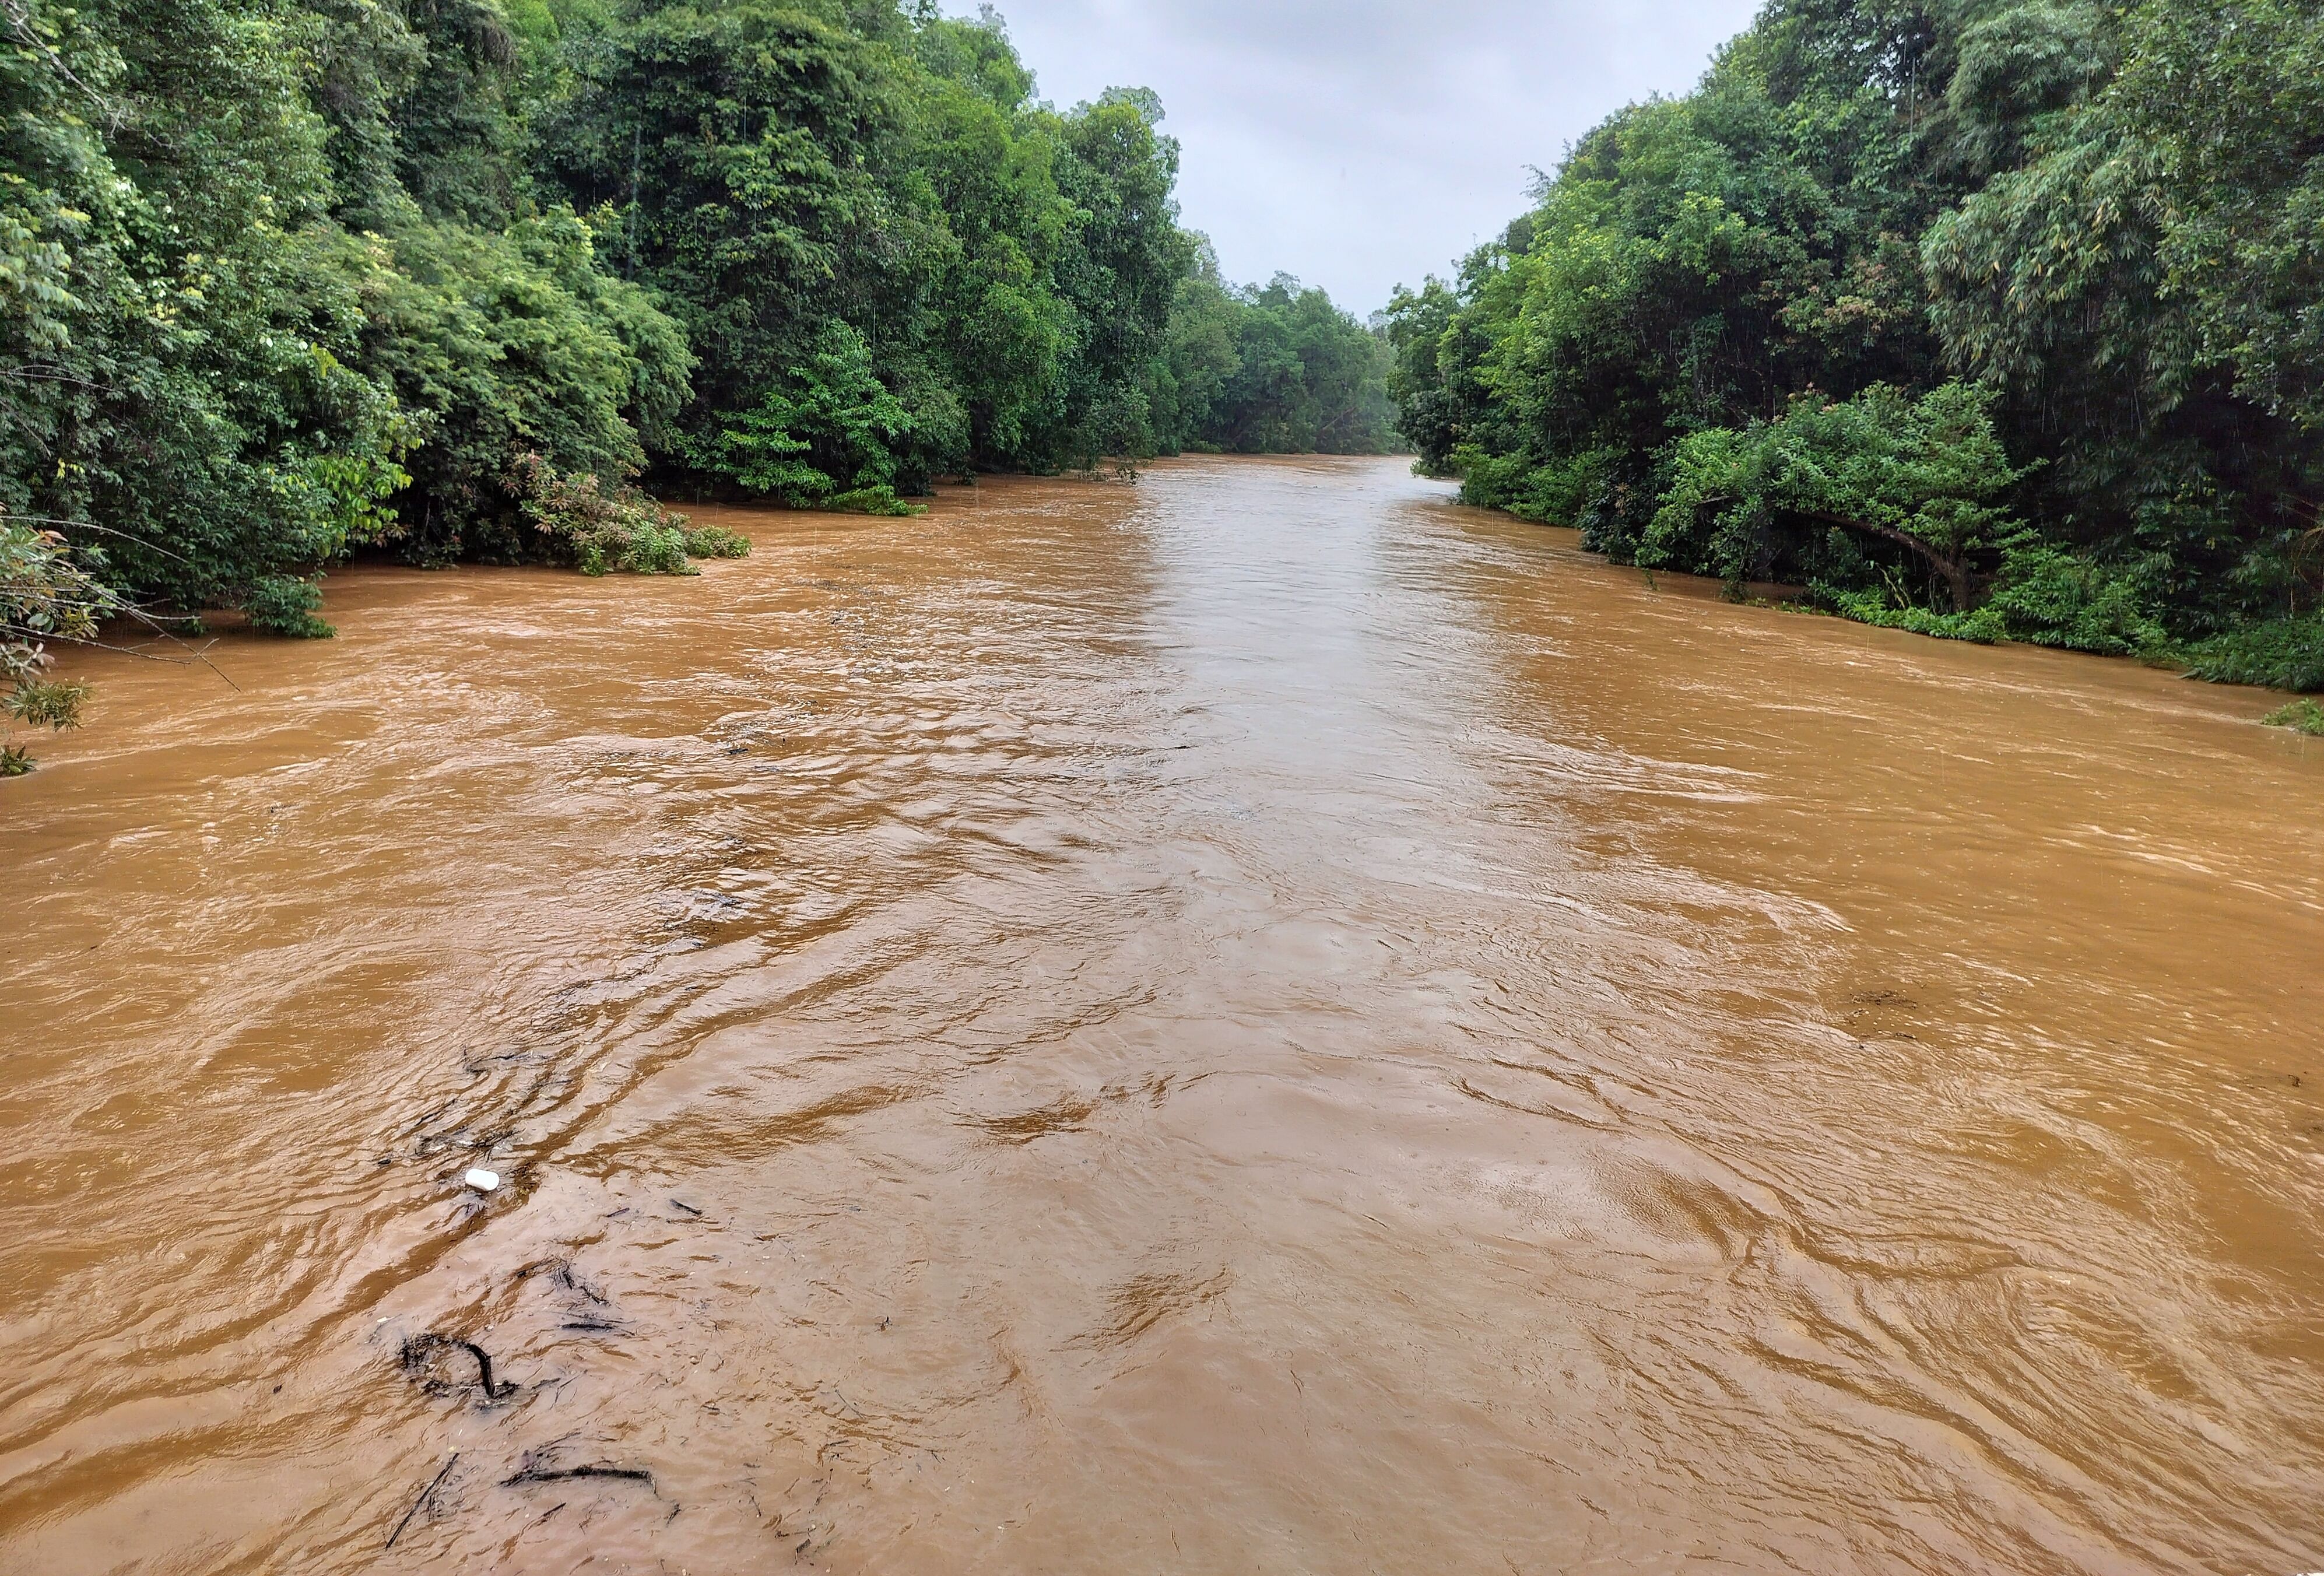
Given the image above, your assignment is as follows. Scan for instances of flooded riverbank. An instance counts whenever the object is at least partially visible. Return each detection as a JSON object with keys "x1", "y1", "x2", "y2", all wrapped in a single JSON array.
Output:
[{"x1": 3, "y1": 456, "x2": 2319, "y2": 1573}]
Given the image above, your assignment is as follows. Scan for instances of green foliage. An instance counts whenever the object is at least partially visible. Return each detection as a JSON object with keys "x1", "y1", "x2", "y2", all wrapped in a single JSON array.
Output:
[
  {"x1": 0, "y1": 0, "x2": 417, "y2": 615},
  {"x1": 688, "y1": 324, "x2": 923, "y2": 512},
  {"x1": 823, "y1": 487, "x2": 925, "y2": 518},
  {"x1": 1152, "y1": 261, "x2": 1398, "y2": 456},
  {"x1": 2182, "y1": 616, "x2": 2324, "y2": 693},
  {"x1": 680, "y1": 522, "x2": 750, "y2": 559},
  {"x1": 1947, "y1": 2, "x2": 2110, "y2": 174},
  {"x1": 356, "y1": 210, "x2": 691, "y2": 562},
  {"x1": 1978, "y1": 545, "x2": 2167, "y2": 654},
  {"x1": 245, "y1": 576, "x2": 335, "y2": 638},
  {"x1": 5, "y1": 674, "x2": 89, "y2": 730},
  {"x1": 1819, "y1": 542, "x2": 2167, "y2": 655},
  {"x1": 1648, "y1": 384, "x2": 2030, "y2": 604},
  {"x1": 2263, "y1": 699, "x2": 2324, "y2": 736},
  {"x1": 2, "y1": 513, "x2": 119, "y2": 772},
  {"x1": 2, "y1": 517, "x2": 113, "y2": 672},
  {"x1": 532, "y1": 2, "x2": 1203, "y2": 480},
  {"x1": 508, "y1": 453, "x2": 696, "y2": 575},
  {"x1": 1387, "y1": 0, "x2": 2324, "y2": 668},
  {"x1": 2112, "y1": 0, "x2": 2324, "y2": 433},
  {"x1": 532, "y1": 0, "x2": 897, "y2": 420}
]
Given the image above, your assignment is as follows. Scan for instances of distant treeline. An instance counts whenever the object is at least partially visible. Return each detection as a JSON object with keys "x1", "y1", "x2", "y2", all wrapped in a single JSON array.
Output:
[
  {"x1": 1387, "y1": 0, "x2": 2324, "y2": 690},
  {"x1": 0, "y1": 0, "x2": 1392, "y2": 637},
  {"x1": 1158, "y1": 258, "x2": 1400, "y2": 458}
]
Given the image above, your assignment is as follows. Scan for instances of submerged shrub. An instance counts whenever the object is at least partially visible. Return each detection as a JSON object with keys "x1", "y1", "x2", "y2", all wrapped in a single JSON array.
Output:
[
  {"x1": 2182, "y1": 615, "x2": 2324, "y2": 692},
  {"x1": 1812, "y1": 543, "x2": 2164, "y2": 654},
  {"x1": 823, "y1": 486, "x2": 926, "y2": 518},
  {"x1": 509, "y1": 454, "x2": 697, "y2": 577},
  {"x1": 2, "y1": 515, "x2": 117, "y2": 774},
  {"x1": 1979, "y1": 546, "x2": 2167, "y2": 655},
  {"x1": 245, "y1": 576, "x2": 335, "y2": 639},
  {"x1": 2263, "y1": 699, "x2": 2324, "y2": 735},
  {"x1": 1, "y1": 675, "x2": 88, "y2": 775},
  {"x1": 680, "y1": 523, "x2": 752, "y2": 560},
  {"x1": 1813, "y1": 588, "x2": 2009, "y2": 644},
  {"x1": 1649, "y1": 384, "x2": 2031, "y2": 610}
]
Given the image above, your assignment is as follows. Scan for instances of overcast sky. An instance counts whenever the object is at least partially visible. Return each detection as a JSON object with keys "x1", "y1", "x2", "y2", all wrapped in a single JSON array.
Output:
[{"x1": 949, "y1": 0, "x2": 1764, "y2": 314}]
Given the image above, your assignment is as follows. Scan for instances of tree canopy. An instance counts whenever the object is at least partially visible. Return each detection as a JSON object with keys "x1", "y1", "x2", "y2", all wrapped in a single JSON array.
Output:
[{"x1": 1385, "y1": 0, "x2": 2324, "y2": 686}]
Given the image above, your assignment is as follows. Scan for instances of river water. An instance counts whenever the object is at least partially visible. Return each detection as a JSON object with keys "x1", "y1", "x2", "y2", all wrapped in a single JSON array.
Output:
[{"x1": 2, "y1": 457, "x2": 2320, "y2": 1574}]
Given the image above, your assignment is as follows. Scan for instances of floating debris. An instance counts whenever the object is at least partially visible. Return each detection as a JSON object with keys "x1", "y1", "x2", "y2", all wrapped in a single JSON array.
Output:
[
  {"x1": 384, "y1": 1452, "x2": 459, "y2": 1550},
  {"x1": 401, "y1": 1333, "x2": 519, "y2": 1402},
  {"x1": 503, "y1": 1451, "x2": 655, "y2": 1490}
]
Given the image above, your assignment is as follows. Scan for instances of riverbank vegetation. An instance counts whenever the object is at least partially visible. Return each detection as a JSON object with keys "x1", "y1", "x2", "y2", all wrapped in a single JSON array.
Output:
[
  {"x1": 1386, "y1": 0, "x2": 2324, "y2": 691},
  {"x1": 1, "y1": 512, "x2": 115, "y2": 773},
  {"x1": 0, "y1": 0, "x2": 1388, "y2": 619},
  {"x1": 2266, "y1": 700, "x2": 2324, "y2": 738}
]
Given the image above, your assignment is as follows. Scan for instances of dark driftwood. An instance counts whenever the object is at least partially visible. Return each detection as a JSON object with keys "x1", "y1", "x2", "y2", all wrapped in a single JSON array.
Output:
[
  {"x1": 503, "y1": 1462, "x2": 655, "y2": 1489},
  {"x1": 385, "y1": 1452, "x2": 459, "y2": 1550},
  {"x1": 401, "y1": 1333, "x2": 518, "y2": 1402}
]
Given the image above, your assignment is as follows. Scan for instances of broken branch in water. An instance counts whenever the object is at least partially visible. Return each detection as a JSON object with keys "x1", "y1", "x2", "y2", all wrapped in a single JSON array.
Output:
[
  {"x1": 503, "y1": 1462, "x2": 655, "y2": 1489},
  {"x1": 401, "y1": 1333, "x2": 519, "y2": 1402},
  {"x1": 385, "y1": 1452, "x2": 459, "y2": 1550}
]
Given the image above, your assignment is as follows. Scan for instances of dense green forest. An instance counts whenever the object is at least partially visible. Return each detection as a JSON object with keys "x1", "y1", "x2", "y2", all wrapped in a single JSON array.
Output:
[
  {"x1": 9, "y1": 0, "x2": 2321, "y2": 771},
  {"x1": 0, "y1": 0, "x2": 1395, "y2": 767},
  {"x1": 1156, "y1": 254, "x2": 1399, "y2": 457},
  {"x1": 1388, "y1": 0, "x2": 2324, "y2": 692}
]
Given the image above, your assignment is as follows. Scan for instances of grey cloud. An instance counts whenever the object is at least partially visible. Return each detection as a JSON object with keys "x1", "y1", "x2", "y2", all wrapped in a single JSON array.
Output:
[{"x1": 957, "y1": 0, "x2": 1763, "y2": 311}]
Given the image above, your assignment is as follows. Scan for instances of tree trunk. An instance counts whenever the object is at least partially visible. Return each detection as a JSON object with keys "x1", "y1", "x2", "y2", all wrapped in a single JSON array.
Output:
[{"x1": 1796, "y1": 510, "x2": 1980, "y2": 613}]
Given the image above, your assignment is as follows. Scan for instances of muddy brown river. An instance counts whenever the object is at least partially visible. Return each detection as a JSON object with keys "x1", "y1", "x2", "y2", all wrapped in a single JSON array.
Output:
[{"x1": 3, "y1": 457, "x2": 2321, "y2": 1574}]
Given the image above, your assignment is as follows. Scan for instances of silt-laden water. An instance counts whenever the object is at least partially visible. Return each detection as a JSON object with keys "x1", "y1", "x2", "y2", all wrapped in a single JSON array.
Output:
[{"x1": 3, "y1": 457, "x2": 2320, "y2": 1573}]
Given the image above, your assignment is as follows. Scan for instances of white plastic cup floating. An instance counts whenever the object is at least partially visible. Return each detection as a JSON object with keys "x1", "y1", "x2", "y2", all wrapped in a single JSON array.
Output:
[{"x1": 464, "y1": 1167, "x2": 502, "y2": 1193}]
